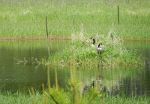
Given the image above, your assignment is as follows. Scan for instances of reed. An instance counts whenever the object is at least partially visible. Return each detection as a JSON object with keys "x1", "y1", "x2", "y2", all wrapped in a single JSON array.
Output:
[{"x1": 117, "y1": 5, "x2": 120, "y2": 25}]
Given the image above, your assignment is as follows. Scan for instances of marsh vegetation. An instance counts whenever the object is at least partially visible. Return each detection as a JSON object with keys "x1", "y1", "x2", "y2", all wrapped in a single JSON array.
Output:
[
  {"x1": 0, "y1": 38, "x2": 149, "y2": 104},
  {"x1": 0, "y1": 0, "x2": 150, "y2": 38},
  {"x1": 0, "y1": 0, "x2": 150, "y2": 104}
]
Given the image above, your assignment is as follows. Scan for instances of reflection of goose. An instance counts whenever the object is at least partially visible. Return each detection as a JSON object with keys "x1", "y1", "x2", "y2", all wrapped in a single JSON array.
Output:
[
  {"x1": 82, "y1": 78, "x2": 104, "y2": 95},
  {"x1": 97, "y1": 43, "x2": 104, "y2": 54}
]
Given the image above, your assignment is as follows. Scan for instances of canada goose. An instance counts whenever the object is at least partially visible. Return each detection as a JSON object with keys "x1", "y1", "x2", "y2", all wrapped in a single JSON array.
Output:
[
  {"x1": 89, "y1": 37, "x2": 96, "y2": 48},
  {"x1": 97, "y1": 43, "x2": 104, "y2": 54},
  {"x1": 92, "y1": 38, "x2": 96, "y2": 45}
]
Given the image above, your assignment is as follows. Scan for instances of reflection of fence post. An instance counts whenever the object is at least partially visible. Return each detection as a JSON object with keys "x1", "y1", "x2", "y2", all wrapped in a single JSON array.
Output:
[
  {"x1": 110, "y1": 33, "x2": 114, "y2": 96},
  {"x1": 55, "y1": 67, "x2": 59, "y2": 90},
  {"x1": 117, "y1": 5, "x2": 120, "y2": 25},
  {"x1": 45, "y1": 16, "x2": 51, "y2": 89},
  {"x1": 47, "y1": 67, "x2": 51, "y2": 89}
]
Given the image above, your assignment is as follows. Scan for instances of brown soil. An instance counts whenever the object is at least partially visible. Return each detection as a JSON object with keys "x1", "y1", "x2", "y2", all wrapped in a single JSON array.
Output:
[{"x1": 0, "y1": 36, "x2": 71, "y2": 41}]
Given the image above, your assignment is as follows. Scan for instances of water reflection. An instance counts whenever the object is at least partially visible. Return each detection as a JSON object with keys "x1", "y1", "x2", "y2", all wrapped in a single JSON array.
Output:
[
  {"x1": 0, "y1": 43, "x2": 48, "y2": 92},
  {"x1": 0, "y1": 41, "x2": 101, "y2": 92},
  {"x1": 119, "y1": 41, "x2": 150, "y2": 96},
  {"x1": 0, "y1": 40, "x2": 149, "y2": 97}
]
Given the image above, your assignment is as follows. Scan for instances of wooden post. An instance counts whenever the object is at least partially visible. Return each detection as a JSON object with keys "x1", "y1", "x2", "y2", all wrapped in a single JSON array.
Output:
[
  {"x1": 46, "y1": 16, "x2": 49, "y2": 38},
  {"x1": 117, "y1": 5, "x2": 120, "y2": 25}
]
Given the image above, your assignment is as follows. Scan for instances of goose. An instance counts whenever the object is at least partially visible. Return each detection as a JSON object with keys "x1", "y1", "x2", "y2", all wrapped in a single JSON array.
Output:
[
  {"x1": 90, "y1": 38, "x2": 96, "y2": 48},
  {"x1": 97, "y1": 43, "x2": 105, "y2": 54},
  {"x1": 92, "y1": 38, "x2": 96, "y2": 45}
]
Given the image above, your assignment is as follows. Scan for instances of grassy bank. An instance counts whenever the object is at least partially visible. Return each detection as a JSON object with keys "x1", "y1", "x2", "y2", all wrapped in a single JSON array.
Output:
[
  {"x1": 0, "y1": 92, "x2": 149, "y2": 104},
  {"x1": 0, "y1": 0, "x2": 150, "y2": 38}
]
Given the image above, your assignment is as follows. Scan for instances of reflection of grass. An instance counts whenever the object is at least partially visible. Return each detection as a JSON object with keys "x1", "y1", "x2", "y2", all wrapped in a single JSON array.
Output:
[
  {"x1": 0, "y1": 0, "x2": 150, "y2": 38},
  {"x1": 100, "y1": 67, "x2": 140, "y2": 91}
]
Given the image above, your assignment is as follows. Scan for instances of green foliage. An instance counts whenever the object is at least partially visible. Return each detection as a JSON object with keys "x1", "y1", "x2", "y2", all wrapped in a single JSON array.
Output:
[
  {"x1": 80, "y1": 88, "x2": 102, "y2": 104},
  {"x1": 51, "y1": 31, "x2": 142, "y2": 68},
  {"x1": 44, "y1": 88, "x2": 71, "y2": 104}
]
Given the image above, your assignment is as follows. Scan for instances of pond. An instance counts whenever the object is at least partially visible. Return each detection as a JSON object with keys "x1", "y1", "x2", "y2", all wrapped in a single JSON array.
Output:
[
  {"x1": 119, "y1": 40, "x2": 150, "y2": 96},
  {"x1": 0, "y1": 40, "x2": 149, "y2": 96}
]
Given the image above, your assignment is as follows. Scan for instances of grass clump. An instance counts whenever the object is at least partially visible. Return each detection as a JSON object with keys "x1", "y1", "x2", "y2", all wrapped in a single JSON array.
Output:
[{"x1": 52, "y1": 30, "x2": 142, "y2": 68}]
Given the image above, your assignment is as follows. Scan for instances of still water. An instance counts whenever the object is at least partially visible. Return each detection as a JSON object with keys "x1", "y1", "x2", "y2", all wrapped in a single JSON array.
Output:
[
  {"x1": 0, "y1": 40, "x2": 149, "y2": 96},
  {"x1": 119, "y1": 40, "x2": 150, "y2": 96}
]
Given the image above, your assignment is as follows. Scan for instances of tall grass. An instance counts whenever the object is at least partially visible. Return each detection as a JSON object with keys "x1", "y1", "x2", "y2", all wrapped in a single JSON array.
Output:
[
  {"x1": 51, "y1": 30, "x2": 143, "y2": 69},
  {"x1": 0, "y1": 0, "x2": 150, "y2": 38},
  {"x1": 0, "y1": 90, "x2": 149, "y2": 104}
]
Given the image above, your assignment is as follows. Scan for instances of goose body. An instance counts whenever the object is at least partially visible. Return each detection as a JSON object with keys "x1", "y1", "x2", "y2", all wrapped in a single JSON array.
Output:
[{"x1": 97, "y1": 43, "x2": 104, "y2": 54}]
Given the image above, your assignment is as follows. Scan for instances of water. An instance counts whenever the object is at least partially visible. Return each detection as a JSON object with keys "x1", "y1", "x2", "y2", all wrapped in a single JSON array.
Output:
[
  {"x1": 0, "y1": 40, "x2": 149, "y2": 96},
  {"x1": 119, "y1": 41, "x2": 150, "y2": 96},
  {"x1": 0, "y1": 41, "x2": 48, "y2": 92},
  {"x1": 0, "y1": 41, "x2": 98, "y2": 92}
]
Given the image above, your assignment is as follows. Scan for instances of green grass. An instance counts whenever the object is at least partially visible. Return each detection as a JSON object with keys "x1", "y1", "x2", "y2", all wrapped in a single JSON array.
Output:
[
  {"x1": 0, "y1": 0, "x2": 150, "y2": 38},
  {"x1": 0, "y1": 1, "x2": 149, "y2": 103},
  {"x1": 0, "y1": 91, "x2": 149, "y2": 104}
]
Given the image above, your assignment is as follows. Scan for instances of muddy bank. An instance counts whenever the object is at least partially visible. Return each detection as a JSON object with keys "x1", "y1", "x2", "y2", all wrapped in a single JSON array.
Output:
[
  {"x1": 0, "y1": 36, "x2": 149, "y2": 42},
  {"x1": 0, "y1": 36, "x2": 71, "y2": 41}
]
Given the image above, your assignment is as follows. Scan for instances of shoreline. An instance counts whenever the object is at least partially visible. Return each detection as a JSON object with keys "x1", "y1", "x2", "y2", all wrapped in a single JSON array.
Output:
[
  {"x1": 0, "y1": 35, "x2": 150, "y2": 42},
  {"x1": 0, "y1": 36, "x2": 71, "y2": 41}
]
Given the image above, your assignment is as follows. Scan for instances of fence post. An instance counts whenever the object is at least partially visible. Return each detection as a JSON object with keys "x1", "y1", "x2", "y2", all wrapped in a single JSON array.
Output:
[{"x1": 117, "y1": 5, "x2": 120, "y2": 24}]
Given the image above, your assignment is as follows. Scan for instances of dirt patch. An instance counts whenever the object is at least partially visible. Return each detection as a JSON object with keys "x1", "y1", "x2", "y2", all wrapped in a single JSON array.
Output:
[
  {"x1": 0, "y1": 35, "x2": 71, "y2": 41},
  {"x1": 124, "y1": 38, "x2": 150, "y2": 43}
]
